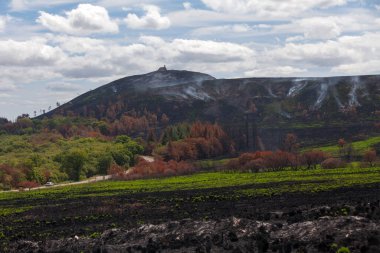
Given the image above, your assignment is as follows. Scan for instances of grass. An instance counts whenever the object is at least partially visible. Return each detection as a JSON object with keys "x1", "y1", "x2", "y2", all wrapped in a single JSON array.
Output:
[
  {"x1": 1, "y1": 167, "x2": 379, "y2": 204},
  {"x1": 306, "y1": 136, "x2": 380, "y2": 155}
]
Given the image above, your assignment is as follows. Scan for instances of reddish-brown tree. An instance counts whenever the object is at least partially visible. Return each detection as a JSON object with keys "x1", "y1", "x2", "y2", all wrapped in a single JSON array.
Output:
[
  {"x1": 302, "y1": 150, "x2": 329, "y2": 169},
  {"x1": 363, "y1": 150, "x2": 377, "y2": 167},
  {"x1": 18, "y1": 181, "x2": 40, "y2": 190}
]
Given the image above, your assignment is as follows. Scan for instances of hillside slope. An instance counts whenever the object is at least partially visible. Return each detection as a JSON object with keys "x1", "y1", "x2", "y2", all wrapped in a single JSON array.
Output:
[{"x1": 45, "y1": 68, "x2": 380, "y2": 149}]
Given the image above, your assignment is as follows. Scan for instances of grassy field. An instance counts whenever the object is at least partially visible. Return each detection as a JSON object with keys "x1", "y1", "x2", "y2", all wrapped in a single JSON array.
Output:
[
  {"x1": 1, "y1": 166, "x2": 380, "y2": 205},
  {"x1": 306, "y1": 136, "x2": 380, "y2": 155}
]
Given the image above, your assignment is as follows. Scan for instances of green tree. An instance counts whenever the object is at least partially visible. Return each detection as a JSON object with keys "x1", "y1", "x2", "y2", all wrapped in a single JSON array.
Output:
[
  {"x1": 60, "y1": 149, "x2": 88, "y2": 181},
  {"x1": 111, "y1": 148, "x2": 131, "y2": 167},
  {"x1": 96, "y1": 154, "x2": 113, "y2": 175}
]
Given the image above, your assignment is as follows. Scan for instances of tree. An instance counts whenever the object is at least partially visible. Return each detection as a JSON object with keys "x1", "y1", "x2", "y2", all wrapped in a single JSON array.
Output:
[
  {"x1": 160, "y1": 113, "x2": 170, "y2": 126},
  {"x1": 363, "y1": 150, "x2": 377, "y2": 167},
  {"x1": 283, "y1": 133, "x2": 299, "y2": 153},
  {"x1": 302, "y1": 150, "x2": 328, "y2": 169},
  {"x1": 18, "y1": 181, "x2": 39, "y2": 190},
  {"x1": 96, "y1": 154, "x2": 113, "y2": 175},
  {"x1": 59, "y1": 149, "x2": 87, "y2": 181},
  {"x1": 338, "y1": 138, "x2": 346, "y2": 148}
]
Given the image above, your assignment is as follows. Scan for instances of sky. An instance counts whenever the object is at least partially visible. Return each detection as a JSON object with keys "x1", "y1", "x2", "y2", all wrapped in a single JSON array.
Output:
[{"x1": 0, "y1": 0, "x2": 380, "y2": 120}]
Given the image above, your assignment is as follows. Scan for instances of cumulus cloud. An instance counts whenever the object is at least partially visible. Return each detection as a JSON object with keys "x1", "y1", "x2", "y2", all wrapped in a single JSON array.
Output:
[
  {"x1": 0, "y1": 39, "x2": 65, "y2": 66},
  {"x1": 36, "y1": 4, "x2": 119, "y2": 35},
  {"x1": 46, "y1": 35, "x2": 107, "y2": 54},
  {"x1": 279, "y1": 17, "x2": 342, "y2": 41},
  {"x1": 269, "y1": 32, "x2": 380, "y2": 71},
  {"x1": 275, "y1": 13, "x2": 380, "y2": 41},
  {"x1": 124, "y1": 5, "x2": 171, "y2": 30},
  {"x1": 296, "y1": 17, "x2": 342, "y2": 40},
  {"x1": 201, "y1": 0, "x2": 350, "y2": 18}
]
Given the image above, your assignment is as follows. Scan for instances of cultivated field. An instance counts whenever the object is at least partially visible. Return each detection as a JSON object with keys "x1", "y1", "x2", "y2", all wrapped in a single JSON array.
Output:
[{"x1": 1, "y1": 167, "x2": 380, "y2": 252}]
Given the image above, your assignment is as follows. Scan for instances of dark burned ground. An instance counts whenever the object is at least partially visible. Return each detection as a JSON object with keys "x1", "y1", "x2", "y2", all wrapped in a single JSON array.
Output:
[{"x1": 2, "y1": 183, "x2": 380, "y2": 253}]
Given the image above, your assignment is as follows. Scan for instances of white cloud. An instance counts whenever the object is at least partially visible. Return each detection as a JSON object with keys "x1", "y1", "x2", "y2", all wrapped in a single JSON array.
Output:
[
  {"x1": 0, "y1": 39, "x2": 65, "y2": 66},
  {"x1": 275, "y1": 12, "x2": 380, "y2": 41},
  {"x1": 270, "y1": 41, "x2": 358, "y2": 67},
  {"x1": 332, "y1": 60, "x2": 380, "y2": 75},
  {"x1": 0, "y1": 80, "x2": 17, "y2": 92},
  {"x1": 36, "y1": 4, "x2": 119, "y2": 35},
  {"x1": 9, "y1": 0, "x2": 82, "y2": 11},
  {"x1": 124, "y1": 5, "x2": 171, "y2": 30},
  {"x1": 96, "y1": 0, "x2": 161, "y2": 8},
  {"x1": 191, "y1": 24, "x2": 251, "y2": 36},
  {"x1": 183, "y1": 2, "x2": 192, "y2": 10},
  {"x1": 376, "y1": 5, "x2": 380, "y2": 11},
  {"x1": 0, "y1": 93, "x2": 12, "y2": 98},
  {"x1": 245, "y1": 66, "x2": 307, "y2": 77},
  {"x1": 201, "y1": 0, "x2": 350, "y2": 18},
  {"x1": 285, "y1": 36, "x2": 305, "y2": 43},
  {"x1": 269, "y1": 32, "x2": 380, "y2": 71},
  {"x1": 297, "y1": 17, "x2": 342, "y2": 40},
  {"x1": 0, "y1": 16, "x2": 8, "y2": 32},
  {"x1": 46, "y1": 35, "x2": 107, "y2": 54},
  {"x1": 191, "y1": 23, "x2": 273, "y2": 37},
  {"x1": 46, "y1": 82, "x2": 80, "y2": 92},
  {"x1": 56, "y1": 36, "x2": 256, "y2": 78}
]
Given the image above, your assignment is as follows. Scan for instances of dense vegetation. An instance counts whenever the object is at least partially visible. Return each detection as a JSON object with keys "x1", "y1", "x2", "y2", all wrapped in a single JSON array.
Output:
[
  {"x1": 0, "y1": 108, "x2": 378, "y2": 191},
  {"x1": 0, "y1": 127, "x2": 143, "y2": 190},
  {"x1": 0, "y1": 115, "x2": 236, "y2": 190}
]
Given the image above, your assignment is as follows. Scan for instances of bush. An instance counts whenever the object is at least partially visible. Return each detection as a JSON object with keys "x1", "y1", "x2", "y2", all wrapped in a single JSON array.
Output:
[
  {"x1": 107, "y1": 164, "x2": 126, "y2": 178},
  {"x1": 321, "y1": 158, "x2": 346, "y2": 169},
  {"x1": 226, "y1": 151, "x2": 298, "y2": 172},
  {"x1": 121, "y1": 159, "x2": 194, "y2": 180},
  {"x1": 18, "y1": 181, "x2": 40, "y2": 190},
  {"x1": 337, "y1": 246, "x2": 350, "y2": 253}
]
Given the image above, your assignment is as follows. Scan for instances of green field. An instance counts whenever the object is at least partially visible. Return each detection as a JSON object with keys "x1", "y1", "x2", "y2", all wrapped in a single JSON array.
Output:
[
  {"x1": 306, "y1": 136, "x2": 380, "y2": 155},
  {"x1": 1, "y1": 167, "x2": 380, "y2": 209}
]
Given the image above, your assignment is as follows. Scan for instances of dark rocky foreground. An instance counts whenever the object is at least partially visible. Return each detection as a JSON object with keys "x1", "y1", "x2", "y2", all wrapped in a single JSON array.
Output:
[{"x1": 10, "y1": 200, "x2": 380, "y2": 253}]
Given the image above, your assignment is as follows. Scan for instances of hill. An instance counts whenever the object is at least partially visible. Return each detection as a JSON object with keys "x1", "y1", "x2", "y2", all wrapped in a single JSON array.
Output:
[{"x1": 44, "y1": 68, "x2": 380, "y2": 149}]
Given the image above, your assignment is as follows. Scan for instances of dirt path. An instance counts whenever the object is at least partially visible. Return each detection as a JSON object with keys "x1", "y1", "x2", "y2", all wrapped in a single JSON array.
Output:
[{"x1": 0, "y1": 175, "x2": 112, "y2": 193}]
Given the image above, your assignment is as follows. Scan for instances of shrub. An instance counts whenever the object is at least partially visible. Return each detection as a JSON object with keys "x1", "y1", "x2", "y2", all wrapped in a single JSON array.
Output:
[
  {"x1": 321, "y1": 158, "x2": 346, "y2": 169},
  {"x1": 123, "y1": 159, "x2": 194, "y2": 180},
  {"x1": 107, "y1": 164, "x2": 126, "y2": 178},
  {"x1": 18, "y1": 181, "x2": 40, "y2": 190},
  {"x1": 244, "y1": 158, "x2": 265, "y2": 172},
  {"x1": 226, "y1": 151, "x2": 298, "y2": 172}
]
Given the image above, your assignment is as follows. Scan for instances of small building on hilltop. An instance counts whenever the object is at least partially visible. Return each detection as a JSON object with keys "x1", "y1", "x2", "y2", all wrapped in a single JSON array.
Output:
[{"x1": 157, "y1": 65, "x2": 167, "y2": 72}]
